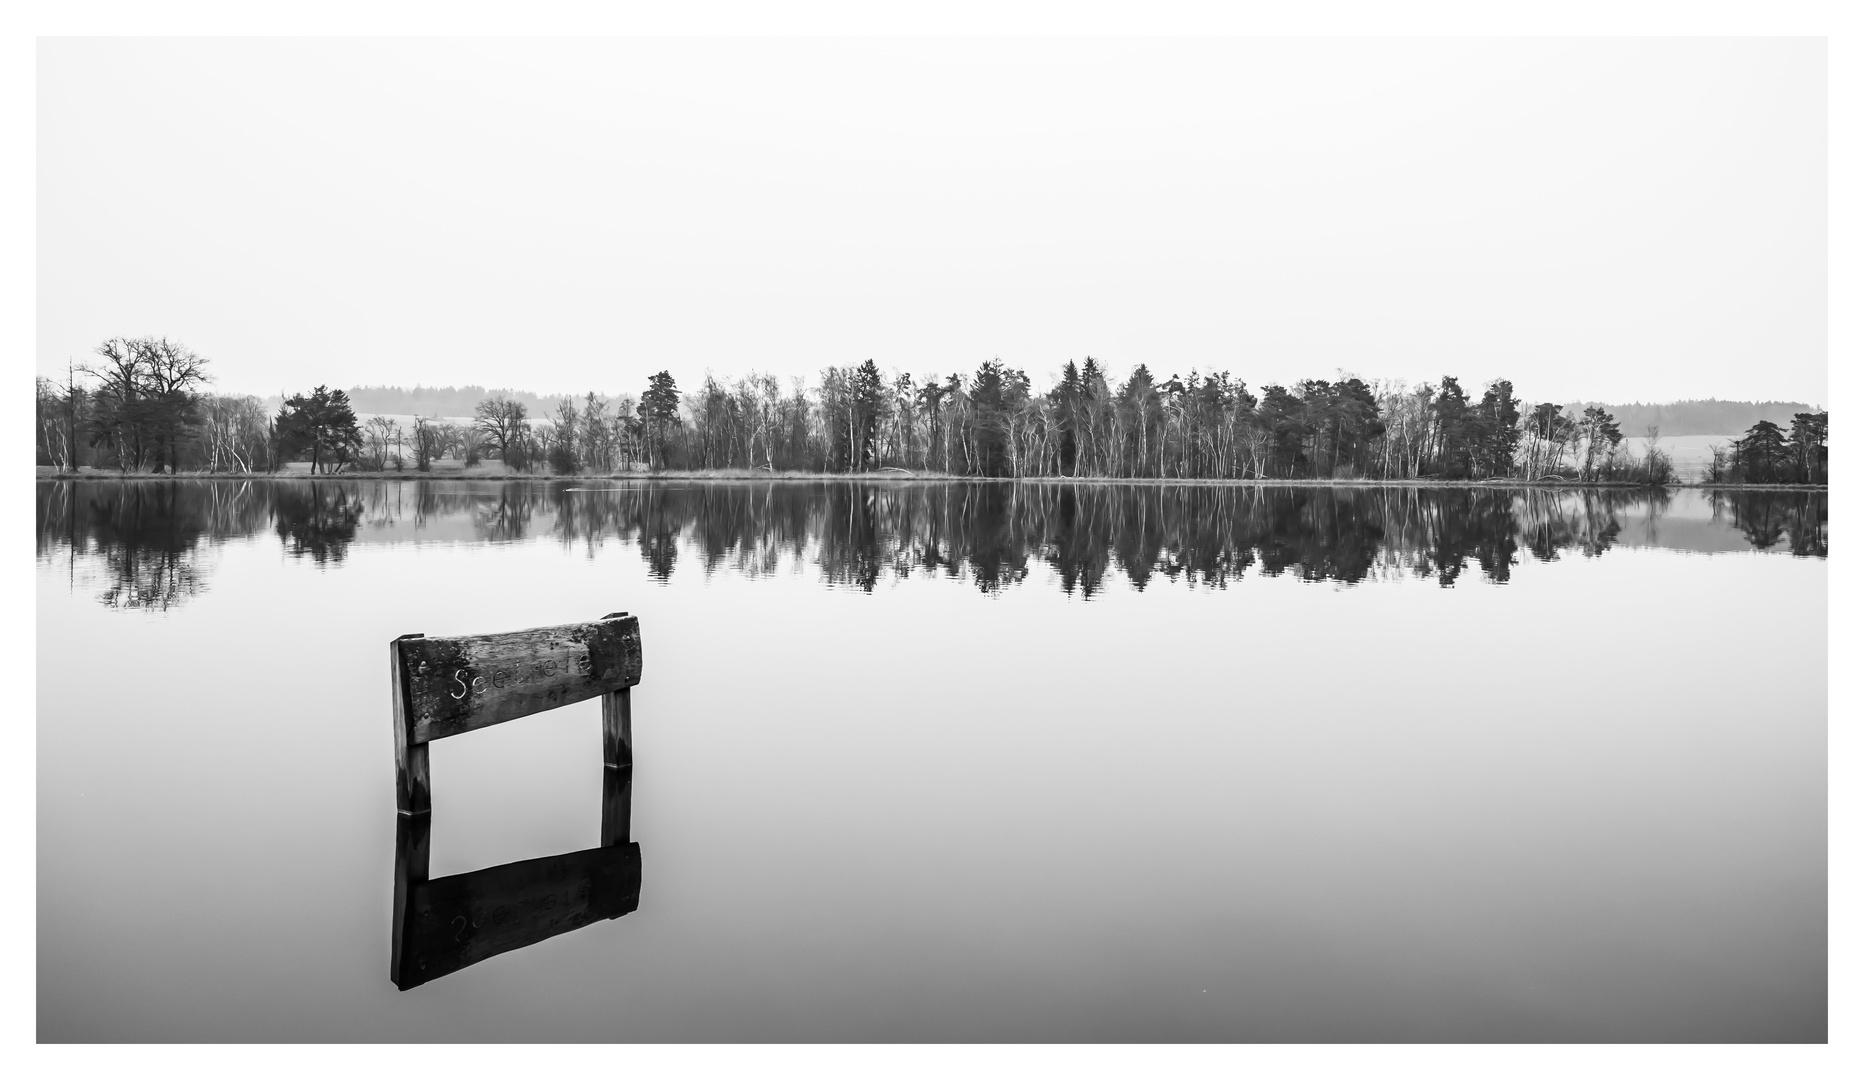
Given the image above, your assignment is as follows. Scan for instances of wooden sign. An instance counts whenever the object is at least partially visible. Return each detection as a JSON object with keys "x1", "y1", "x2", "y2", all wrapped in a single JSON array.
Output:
[
  {"x1": 392, "y1": 765, "x2": 641, "y2": 990},
  {"x1": 390, "y1": 612, "x2": 642, "y2": 814}
]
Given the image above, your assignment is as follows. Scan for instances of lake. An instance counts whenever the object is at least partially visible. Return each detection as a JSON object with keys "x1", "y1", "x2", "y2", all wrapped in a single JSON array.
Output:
[{"x1": 35, "y1": 480, "x2": 1827, "y2": 1042}]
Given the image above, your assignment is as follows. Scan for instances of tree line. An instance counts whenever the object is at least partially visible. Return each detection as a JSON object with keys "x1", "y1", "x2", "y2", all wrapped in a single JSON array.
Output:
[
  {"x1": 463, "y1": 362, "x2": 1827, "y2": 485},
  {"x1": 1703, "y1": 414, "x2": 1829, "y2": 485},
  {"x1": 36, "y1": 338, "x2": 1828, "y2": 484}
]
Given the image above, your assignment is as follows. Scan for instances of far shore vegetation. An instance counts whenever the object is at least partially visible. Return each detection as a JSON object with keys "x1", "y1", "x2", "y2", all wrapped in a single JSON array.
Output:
[{"x1": 37, "y1": 336, "x2": 1828, "y2": 487}]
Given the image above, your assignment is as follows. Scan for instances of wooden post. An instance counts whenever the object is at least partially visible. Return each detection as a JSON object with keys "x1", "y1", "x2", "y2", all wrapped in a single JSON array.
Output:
[
  {"x1": 602, "y1": 688, "x2": 633, "y2": 770},
  {"x1": 600, "y1": 763, "x2": 633, "y2": 849},
  {"x1": 392, "y1": 633, "x2": 431, "y2": 815},
  {"x1": 601, "y1": 610, "x2": 633, "y2": 771},
  {"x1": 390, "y1": 811, "x2": 432, "y2": 985},
  {"x1": 395, "y1": 810, "x2": 432, "y2": 883}
]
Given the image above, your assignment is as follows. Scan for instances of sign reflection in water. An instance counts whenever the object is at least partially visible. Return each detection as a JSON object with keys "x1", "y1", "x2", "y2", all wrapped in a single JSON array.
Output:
[{"x1": 393, "y1": 766, "x2": 642, "y2": 991}]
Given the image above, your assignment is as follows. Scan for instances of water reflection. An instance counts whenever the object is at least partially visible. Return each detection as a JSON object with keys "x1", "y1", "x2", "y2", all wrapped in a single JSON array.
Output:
[
  {"x1": 1714, "y1": 490, "x2": 1829, "y2": 557},
  {"x1": 274, "y1": 483, "x2": 364, "y2": 564},
  {"x1": 36, "y1": 480, "x2": 1828, "y2": 608},
  {"x1": 393, "y1": 765, "x2": 641, "y2": 990},
  {"x1": 35, "y1": 481, "x2": 257, "y2": 610}
]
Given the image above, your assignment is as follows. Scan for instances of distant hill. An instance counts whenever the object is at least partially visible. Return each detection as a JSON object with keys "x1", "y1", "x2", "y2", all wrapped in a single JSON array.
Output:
[
  {"x1": 1563, "y1": 399, "x2": 1821, "y2": 436},
  {"x1": 344, "y1": 384, "x2": 589, "y2": 418}
]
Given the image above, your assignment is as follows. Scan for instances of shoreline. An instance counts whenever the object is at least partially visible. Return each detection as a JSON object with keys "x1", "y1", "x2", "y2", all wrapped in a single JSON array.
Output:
[{"x1": 30, "y1": 468, "x2": 1827, "y2": 492}]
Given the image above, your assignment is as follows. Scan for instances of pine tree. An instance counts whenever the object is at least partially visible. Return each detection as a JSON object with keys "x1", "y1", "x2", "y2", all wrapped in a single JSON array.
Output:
[
  {"x1": 1734, "y1": 419, "x2": 1791, "y2": 483},
  {"x1": 276, "y1": 385, "x2": 363, "y2": 474},
  {"x1": 637, "y1": 371, "x2": 682, "y2": 470}
]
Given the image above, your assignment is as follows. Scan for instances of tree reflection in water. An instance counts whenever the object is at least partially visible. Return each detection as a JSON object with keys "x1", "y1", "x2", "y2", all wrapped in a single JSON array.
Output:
[
  {"x1": 37, "y1": 480, "x2": 1829, "y2": 608},
  {"x1": 273, "y1": 482, "x2": 365, "y2": 564},
  {"x1": 1712, "y1": 490, "x2": 1828, "y2": 558},
  {"x1": 37, "y1": 481, "x2": 264, "y2": 610}
]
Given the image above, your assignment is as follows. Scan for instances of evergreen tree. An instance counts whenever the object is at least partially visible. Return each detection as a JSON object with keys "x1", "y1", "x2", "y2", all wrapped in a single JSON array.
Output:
[
  {"x1": 1577, "y1": 406, "x2": 1623, "y2": 481},
  {"x1": 1255, "y1": 384, "x2": 1308, "y2": 477},
  {"x1": 1430, "y1": 377, "x2": 1471, "y2": 478},
  {"x1": 1079, "y1": 357, "x2": 1109, "y2": 474},
  {"x1": 1050, "y1": 360, "x2": 1082, "y2": 475},
  {"x1": 850, "y1": 359, "x2": 890, "y2": 471},
  {"x1": 1116, "y1": 364, "x2": 1161, "y2": 477},
  {"x1": 1471, "y1": 379, "x2": 1521, "y2": 477},
  {"x1": 637, "y1": 371, "x2": 682, "y2": 470},
  {"x1": 1733, "y1": 419, "x2": 1791, "y2": 483},
  {"x1": 275, "y1": 385, "x2": 363, "y2": 474},
  {"x1": 1788, "y1": 411, "x2": 1828, "y2": 483},
  {"x1": 969, "y1": 359, "x2": 1011, "y2": 477}
]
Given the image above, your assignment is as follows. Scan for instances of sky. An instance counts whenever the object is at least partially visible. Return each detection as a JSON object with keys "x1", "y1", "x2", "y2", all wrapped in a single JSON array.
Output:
[{"x1": 36, "y1": 36, "x2": 1827, "y2": 406}]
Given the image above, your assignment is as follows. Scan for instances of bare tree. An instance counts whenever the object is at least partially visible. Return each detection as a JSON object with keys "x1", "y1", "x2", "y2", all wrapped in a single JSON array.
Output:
[
  {"x1": 364, "y1": 415, "x2": 402, "y2": 470},
  {"x1": 458, "y1": 423, "x2": 485, "y2": 466},
  {"x1": 82, "y1": 337, "x2": 152, "y2": 471},
  {"x1": 143, "y1": 338, "x2": 213, "y2": 472},
  {"x1": 412, "y1": 416, "x2": 437, "y2": 471},
  {"x1": 579, "y1": 393, "x2": 615, "y2": 472},
  {"x1": 36, "y1": 378, "x2": 72, "y2": 470},
  {"x1": 474, "y1": 396, "x2": 528, "y2": 464},
  {"x1": 78, "y1": 337, "x2": 212, "y2": 472},
  {"x1": 613, "y1": 394, "x2": 640, "y2": 471},
  {"x1": 1639, "y1": 424, "x2": 1672, "y2": 486},
  {"x1": 548, "y1": 397, "x2": 581, "y2": 473},
  {"x1": 201, "y1": 394, "x2": 270, "y2": 472}
]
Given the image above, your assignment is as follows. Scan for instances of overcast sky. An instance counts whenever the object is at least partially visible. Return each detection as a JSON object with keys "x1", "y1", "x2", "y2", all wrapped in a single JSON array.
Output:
[{"x1": 36, "y1": 36, "x2": 1826, "y2": 405}]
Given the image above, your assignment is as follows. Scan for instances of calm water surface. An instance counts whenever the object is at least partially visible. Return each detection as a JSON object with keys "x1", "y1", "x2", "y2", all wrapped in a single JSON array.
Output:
[{"x1": 36, "y1": 481, "x2": 1827, "y2": 1041}]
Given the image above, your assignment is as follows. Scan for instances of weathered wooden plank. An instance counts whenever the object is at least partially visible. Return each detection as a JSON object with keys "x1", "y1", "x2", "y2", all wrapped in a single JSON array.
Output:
[
  {"x1": 394, "y1": 614, "x2": 641, "y2": 745},
  {"x1": 392, "y1": 834, "x2": 643, "y2": 991}
]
